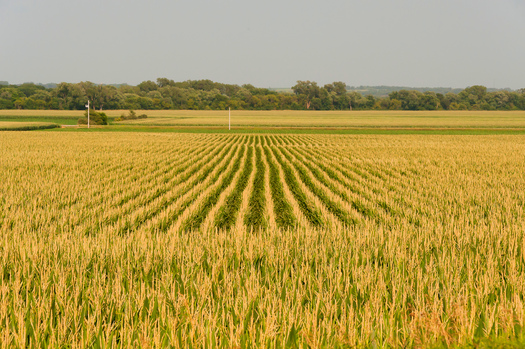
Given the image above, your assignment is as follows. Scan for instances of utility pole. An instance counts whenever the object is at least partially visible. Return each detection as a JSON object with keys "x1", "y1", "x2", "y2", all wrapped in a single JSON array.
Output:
[
  {"x1": 229, "y1": 107, "x2": 231, "y2": 131},
  {"x1": 85, "y1": 100, "x2": 90, "y2": 129}
]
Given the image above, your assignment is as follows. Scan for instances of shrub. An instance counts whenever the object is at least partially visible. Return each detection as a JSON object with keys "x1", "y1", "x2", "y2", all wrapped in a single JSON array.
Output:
[
  {"x1": 115, "y1": 110, "x2": 147, "y2": 121},
  {"x1": 78, "y1": 110, "x2": 108, "y2": 125}
]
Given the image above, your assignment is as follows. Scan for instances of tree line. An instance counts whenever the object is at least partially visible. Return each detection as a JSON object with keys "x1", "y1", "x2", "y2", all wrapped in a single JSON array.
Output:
[{"x1": 1, "y1": 79, "x2": 524, "y2": 111}]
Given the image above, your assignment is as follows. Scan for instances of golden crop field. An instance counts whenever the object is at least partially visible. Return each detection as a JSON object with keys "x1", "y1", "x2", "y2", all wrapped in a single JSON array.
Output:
[
  {"x1": 1, "y1": 131, "x2": 525, "y2": 347},
  {"x1": 112, "y1": 110, "x2": 525, "y2": 128},
  {"x1": 2, "y1": 109, "x2": 525, "y2": 128}
]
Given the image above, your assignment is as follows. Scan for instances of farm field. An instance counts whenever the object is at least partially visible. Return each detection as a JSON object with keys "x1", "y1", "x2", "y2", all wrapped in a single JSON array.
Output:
[
  {"x1": 1, "y1": 131, "x2": 525, "y2": 347},
  {"x1": 113, "y1": 110, "x2": 525, "y2": 129},
  {"x1": 0, "y1": 121, "x2": 58, "y2": 131},
  {"x1": 2, "y1": 109, "x2": 525, "y2": 129}
]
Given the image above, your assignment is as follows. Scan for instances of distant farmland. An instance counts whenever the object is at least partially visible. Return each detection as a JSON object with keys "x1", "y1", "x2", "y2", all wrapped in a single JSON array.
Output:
[
  {"x1": 2, "y1": 109, "x2": 525, "y2": 129},
  {"x1": 1, "y1": 130, "x2": 524, "y2": 347}
]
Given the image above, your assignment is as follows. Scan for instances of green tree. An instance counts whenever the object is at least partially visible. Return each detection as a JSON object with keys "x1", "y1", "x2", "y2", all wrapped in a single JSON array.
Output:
[
  {"x1": 138, "y1": 80, "x2": 158, "y2": 93},
  {"x1": 18, "y1": 83, "x2": 45, "y2": 97},
  {"x1": 292, "y1": 80, "x2": 320, "y2": 109},
  {"x1": 324, "y1": 81, "x2": 347, "y2": 96},
  {"x1": 458, "y1": 85, "x2": 487, "y2": 107},
  {"x1": 486, "y1": 91, "x2": 512, "y2": 110},
  {"x1": 156, "y1": 78, "x2": 176, "y2": 88},
  {"x1": 348, "y1": 92, "x2": 363, "y2": 110},
  {"x1": 14, "y1": 97, "x2": 27, "y2": 109},
  {"x1": 389, "y1": 90, "x2": 422, "y2": 110},
  {"x1": 420, "y1": 92, "x2": 440, "y2": 110},
  {"x1": 29, "y1": 90, "x2": 52, "y2": 109}
]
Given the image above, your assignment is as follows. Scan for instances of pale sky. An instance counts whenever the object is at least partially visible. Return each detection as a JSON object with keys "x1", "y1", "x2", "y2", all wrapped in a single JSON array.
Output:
[{"x1": 1, "y1": 0, "x2": 524, "y2": 89}]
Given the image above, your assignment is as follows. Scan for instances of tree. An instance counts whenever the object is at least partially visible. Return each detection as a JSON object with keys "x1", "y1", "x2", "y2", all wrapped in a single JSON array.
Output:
[
  {"x1": 18, "y1": 83, "x2": 45, "y2": 97},
  {"x1": 390, "y1": 90, "x2": 423, "y2": 110},
  {"x1": 516, "y1": 89, "x2": 525, "y2": 109},
  {"x1": 458, "y1": 85, "x2": 487, "y2": 107},
  {"x1": 420, "y1": 92, "x2": 440, "y2": 110},
  {"x1": 318, "y1": 88, "x2": 333, "y2": 110},
  {"x1": 486, "y1": 91, "x2": 512, "y2": 110},
  {"x1": 0, "y1": 87, "x2": 23, "y2": 109},
  {"x1": 30, "y1": 90, "x2": 52, "y2": 109},
  {"x1": 324, "y1": 81, "x2": 347, "y2": 96},
  {"x1": 79, "y1": 81, "x2": 99, "y2": 109},
  {"x1": 56, "y1": 82, "x2": 72, "y2": 109},
  {"x1": 292, "y1": 81, "x2": 320, "y2": 109},
  {"x1": 68, "y1": 84, "x2": 88, "y2": 110},
  {"x1": 158, "y1": 86, "x2": 191, "y2": 109},
  {"x1": 14, "y1": 97, "x2": 27, "y2": 109},
  {"x1": 389, "y1": 99, "x2": 402, "y2": 110},
  {"x1": 333, "y1": 93, "x2": 350, "y2": 110},
  {"x1": 365, "y1": 95, "x2": 376, "y2": 109},
  {"x1": 156, "y1": 78, "x2": 176, "y2": 88},
  {"x1": 92, "y1": 85, "x2": 119, "y2": 110},
  {"x1": 436, "y1": 93, "x2": 449, "y2": 110},
  {"x1": 189, "y1": 79, "x2": 216, "y2": 91},
  {"x1": 138, "y1": 80, "x2": 158, "y2": 93},
  {"x1": 2, "y1": 79, "x2": 523, "y2": 112},
  {"x1": 348, "y1": 92, "x2": 363, "y2": 110}
]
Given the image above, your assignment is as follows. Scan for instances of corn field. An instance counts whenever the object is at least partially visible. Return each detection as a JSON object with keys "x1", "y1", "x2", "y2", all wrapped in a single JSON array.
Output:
[{"x1": 1, "y1": 131, "x2": 525, "y2": 347}]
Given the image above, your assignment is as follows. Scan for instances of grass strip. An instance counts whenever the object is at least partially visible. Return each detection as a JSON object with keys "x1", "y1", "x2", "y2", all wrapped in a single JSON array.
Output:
[
  {"x1": 244, "y1": 147, "x2": 267, "y2": 231},
  {"x1": 0, "y1": 123, "x2": 59, "y2": 131},
  {"x1": 214, "y1": 147, "x2": 254, "y2": 230}
]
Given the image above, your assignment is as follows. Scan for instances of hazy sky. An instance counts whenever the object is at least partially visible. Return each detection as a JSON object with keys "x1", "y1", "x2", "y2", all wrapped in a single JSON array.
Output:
[{"x1": 1, "y1": 0, "x2": 524, "y2": 88}]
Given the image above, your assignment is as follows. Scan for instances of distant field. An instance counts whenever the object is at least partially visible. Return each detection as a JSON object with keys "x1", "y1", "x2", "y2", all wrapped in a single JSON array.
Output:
[
  {"x1": 2, "y1": 110, "x2": 525, "y2": 129},
  {"x1": 0, "y1": 121, "x2": 58, "y2": 131},
  {"x1": 0, "y1": 110, "x2": 81, "y2": 125},
  {"x1": 1, "y1": 132, "x2": 524, "y2": 347},
  {"x1": 50, "y1": 125, "x2": 525, "y2": 135},
  {"x1": 113, "y1": 110, "x2": 525, "y2": 128}
]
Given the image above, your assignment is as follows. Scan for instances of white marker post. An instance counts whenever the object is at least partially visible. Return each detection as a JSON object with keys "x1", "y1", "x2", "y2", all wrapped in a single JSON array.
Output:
[
  {"x1": 229, "y1": 107, "x2": 231, "y2": 131},
  {"x1": 85, "y1": 100, "x2": 90, "y2": 129}
]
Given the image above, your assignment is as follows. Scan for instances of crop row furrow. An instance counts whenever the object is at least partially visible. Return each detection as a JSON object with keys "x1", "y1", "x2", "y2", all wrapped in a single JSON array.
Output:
[
  {"x1": 268, "y1": 144, "x2": 323, "y2": 227},
  {"x1": 244, "y1": 147, "x2": 266, "y2": 231},
  {"x1": 280, "y1": 147, "x2": 360, "y2": 226},
  {"x1": 113, "y1": 141, "x2": 238, "y2": 234},
  {"x1": 181, "y1": 145, "x2": 247, "y2": 231},
  {"x1": 262, "y1": 147, "x2": 296, "y2": 230},
  {"x1": 111, "y1": 142, "x2": 209, "y2": 208},
  {"x1": 336, "y1": 158, "x2": 430, "y2": 223},
  {"x1": 84, "y1": 139, "x2": 182, "y2": 196},
  {"x1": 313, "y1": 146, "x2": 425, "y2": 200},
  {"x1": 62, "y1": 145, "x2": 177, "y2": 231},
  {"x1": 311, "y1": 149, "x2": 425, "y2": 226},
  {"x1": 102, "y1": 136, "x2": 232, "y2": 229},
  {"x1": 125, "y1": 137, "x2": 246, "y2": 234},
  {"x1": 214, "y1": 147, "x2": 254, "y2": 230},
  {"x1": 296, "y1": 147, "x2": 394, "y2": 221},
  {"x1": 82, "y1": 139, "x2": 227, "y2": 235},
  {"x1": 292, "y1": 146, "x2": 381, "y2": 217},
  {"x1": 148, "y1": 136, "x2": 248, "y2": 233}
]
